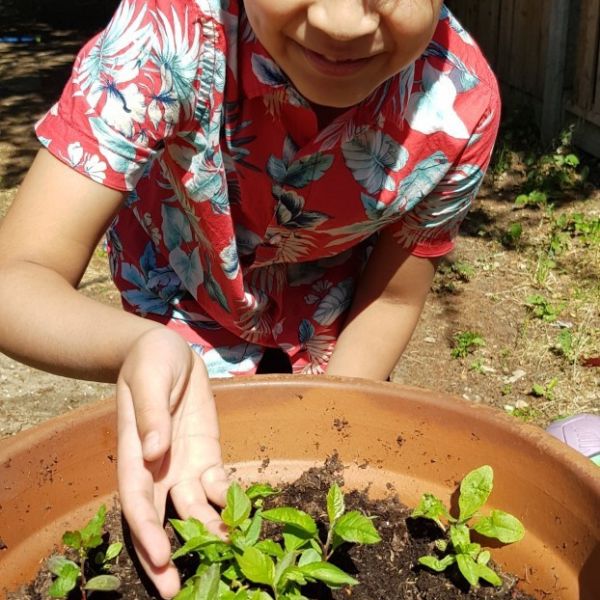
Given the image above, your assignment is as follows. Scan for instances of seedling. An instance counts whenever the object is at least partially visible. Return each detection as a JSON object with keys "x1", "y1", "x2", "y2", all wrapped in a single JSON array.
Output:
[
  {"x1": 501, "y1": 222, "x2": 523, "y2": 249},
  {"x1": 531, "y1": 378, "x2": 558, "y2": 400},
  {"x1": 171, "y1": 481, "x2": 381, "y2": 599},
  {"x1": 411, "y1": 465, "x2": 524, "y2": 588},
  {"x1": 451, "y1": 331, "x2": 485, "y2": 359},
  {"x1": 48, "y1": 505, "x2": 122, "y2": 599},
  {"x1": 525, "y1": 294, "x2": 564, "y2": 322},
  {"x1": 515, "y1": 190, "x2": 547, "y2": 208}
]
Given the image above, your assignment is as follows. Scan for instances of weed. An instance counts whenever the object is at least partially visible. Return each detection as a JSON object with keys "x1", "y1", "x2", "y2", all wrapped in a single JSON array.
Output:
[
  {"x1": 501, "y1": 222, "x2": 523, "y2": 249},
  {"x1": 525, "y1": 295, "x2": 564, "y2": 322},
  {"x1": 171, "y1": 482, "x2": 381, "y2": 599},
  {"x1": 530, "y1": 378, "x2": 558, "y2": 400},
  {"x1": 515, "y1": 190, "x2": 548, "y2": 209},
  {"x1": 554, "y1": 329, "x2": 575, "y2": 362},
  {"x1": 451, "y1": 331, "x2": 485, "y2": 359},
  {"x1": 48, "y1": 505, "x2": 122, "y2": 599},
  {"x1": 451, "y1": 261, "x2": 476, "y2": 282},
  {"x1": 412, "y1": 466, "x2": 524, "y2": 588}
]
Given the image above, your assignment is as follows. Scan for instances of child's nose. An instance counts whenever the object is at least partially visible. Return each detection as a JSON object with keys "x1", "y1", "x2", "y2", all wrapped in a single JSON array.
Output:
[{"x1": 307, "y1": 0, "x2": 380, "y2": 42}]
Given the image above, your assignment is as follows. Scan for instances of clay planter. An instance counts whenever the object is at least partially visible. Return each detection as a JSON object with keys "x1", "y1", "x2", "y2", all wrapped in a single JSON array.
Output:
[{"x1": 0, "y1": 376, "x2": 599, "y2": 599}]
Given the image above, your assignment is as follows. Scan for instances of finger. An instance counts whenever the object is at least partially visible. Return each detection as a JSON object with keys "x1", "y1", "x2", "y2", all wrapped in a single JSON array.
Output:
[
  {"x1": 130, "y1": 528, "x2": 181, "y2": 600},
  {"x1": 170, "y1": 478, "x2": 228, "y2": 538},
  {"x1": 117, "y1": 382, "x2": 172, "y2": 568},
  {"x1": 200, "y1": 462, "x2": 230, "y2": 507},
  {"x1": 119, "y1": 365, "x2": 175, "y2": 462}
]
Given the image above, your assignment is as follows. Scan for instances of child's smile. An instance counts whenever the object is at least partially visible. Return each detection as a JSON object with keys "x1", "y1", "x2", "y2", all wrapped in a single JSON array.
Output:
[{"x1": 244, "y1": 0, "x2": 443, "y2": 107}]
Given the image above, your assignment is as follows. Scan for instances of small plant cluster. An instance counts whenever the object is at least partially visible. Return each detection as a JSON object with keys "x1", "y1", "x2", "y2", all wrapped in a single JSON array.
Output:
[
  {"x1": 47, "y1": 505, "x2": 122, "y2": 598},
  {"x1": 412, "y1": 465, "x2": 524, "y2": 588},
  {"x1": 171, "y1": 481, "x2": 381, "y2": 600},
  {"x1": 451, "y1": 331, "x2": 485, "y2": 359}
]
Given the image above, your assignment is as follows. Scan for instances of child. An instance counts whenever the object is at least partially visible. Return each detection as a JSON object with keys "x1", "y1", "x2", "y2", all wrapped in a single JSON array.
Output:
[{"x1": 0, "y1": 0, "x2": 500, "y2": 596}]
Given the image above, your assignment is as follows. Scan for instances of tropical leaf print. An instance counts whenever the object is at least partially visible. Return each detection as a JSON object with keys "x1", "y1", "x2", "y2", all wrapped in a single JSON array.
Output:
[
  {"x1": 88, "y1": 117, "x2": 139, "y2": 185},
  {"x1": 234, "y1": 223, "x2": 262, "y2": 257},
  {"x1": 298, "y1": 319, "x2": 335, "y2": 371},
  {"x1": 405, "y1": 63, "x2": 470, "y2": 139},
  {"x1": 161, "y1": 204, "x2": 192, "y2": 251},
  {"x1": 397, "y1": 151, "x2": 450, "y2": 211},
  {"x1": 200, "y1": 343, "x2": 264, "y2": 378},
  {"x1": 440, "y1": 6, "x2": 475, "y2": 45},
  {"x1": 424, "y1": 41, "x2": 479, "y2": 91},
  {"x1": 267, "y1": 148, "x2": 334, "y2": 188},
  {"x1": 251, "y1": 53, "x2": 288, "y2": 87},
  {"x1": 220, "y1": 238, "x2": 240, "y2": 280},
  {"x1": 249, "y1": 264, "x2": 287, "y2": 295},
  {"x1": 283, "y1": 153, "x2": 334, "y2": 188},
  {"x1": 120, "y1": 242, "x2": 182, "y2": 315},
  {"x1": 64, "y1": 142, "x2": 107, "y2": 184},
  {"x1": 273, "y1": 187, "x2": 329, "y2": 230},
  {"x1": 313, "y1": 278, "x2": 354, "y2": 326},
  {"x1": 169, "y1": 246, "x2": 204, "y2": 293},
  {"x1": 271, "y1": 231, "x2": 318, "y2": 263},
  {"x1": 204, "y1": 263, "x2": 230, "y2": 312},
  {"x1": 77, "y1": 0, "x2": 152, "y2": 109},
  {"x1": 342, "y1": 128, "x2": 409, "y2": 194}
]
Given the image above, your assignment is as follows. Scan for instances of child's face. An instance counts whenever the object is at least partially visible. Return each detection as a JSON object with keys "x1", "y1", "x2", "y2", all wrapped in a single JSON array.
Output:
[{"x1": 244, "y1": 0, "x2": 443, "y2": 108}]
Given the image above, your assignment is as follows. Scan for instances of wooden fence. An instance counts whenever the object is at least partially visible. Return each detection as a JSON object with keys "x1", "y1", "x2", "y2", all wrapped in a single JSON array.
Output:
[{"x1": 447, "y1": 0, "x2": 600, "y2": 157}]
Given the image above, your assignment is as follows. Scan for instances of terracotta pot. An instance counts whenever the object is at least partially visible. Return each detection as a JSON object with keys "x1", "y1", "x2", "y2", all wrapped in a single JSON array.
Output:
[{"x1": 0, "y1": 376, "x2": 598, "y2": 599}]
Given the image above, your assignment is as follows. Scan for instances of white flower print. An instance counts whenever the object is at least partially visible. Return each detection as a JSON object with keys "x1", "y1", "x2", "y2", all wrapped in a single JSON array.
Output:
[{"x1": 101, "y1": 83, "x2": 147, "y2": 139}]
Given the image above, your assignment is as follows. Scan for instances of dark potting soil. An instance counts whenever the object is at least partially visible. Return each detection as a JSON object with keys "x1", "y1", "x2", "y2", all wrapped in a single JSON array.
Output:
[{"x1": 10, "y1": 456, "x2": 535, "y2": 600}]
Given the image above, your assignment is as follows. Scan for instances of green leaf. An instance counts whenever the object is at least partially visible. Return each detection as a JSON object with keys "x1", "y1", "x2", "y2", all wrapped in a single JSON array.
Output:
[
  {"x1": 49, "y1": 571, "x2": 79, "y2": 598},
  {"x1": 255, "y1": 539, "x2": 284, "y2": 558},
  {"x1": 170, "y1": 517, "x2": 213, "y2": 542},
  {"x1": 449, "y1": 523, "x2": 471, "y2": 550},
  {"x1": 262, "y1": 508, "x2": 318, "y2": 536},
  {"x1": 80, "y1": 504, "x2": 106, "y2": 549},
  {"x1": 456, "y1": 553, "x2": 480, "y2": 587},
  {"x1": 244, "y1": 511, "x2": 264, "y2": 546},
  {"x1": 222, "y1": 482, "x2": 252, "y2": 528},
  {"x1": 411, "y1": 493, "x2": 448, "y2": 529},
  {"x1": 434, "y1": 539, "x2": 448, "y2": 553},
  {"x1": 236, "y1": 547, "x2": 275, "y2": 586},
  {"x1": 418, "y1": 554, "x2": 456, "y2": 572},
  {"x1": 104, "y1": 541, "x2": 123, "y2": 562},
  {"x1": 333, "y1": 511, "x2": 381, "y2": 545},
  {"x1": 475, "y1": 562, "x2": 503, "y2": 586},
  {"x1": 62, "y1": 530, "x2": 82, "y2": 550},
  {"x1": 298, "y1": 548, "x2": 321, "y2": 567},
  {"x1": 171, "y1": 535, "x2": 227, "y2": 560},
  {"x1": 300, "y1": 562, "x2": 357, "y2": 586},
  {"x1": 274, "y1": 551, "x2": 297, "y2": 588},
  {"x1": 193, "y1": 564, "x2": 222, "y2": 599},
  {"x1": 47, "y1": 556, "x2": 79, "y2": 577},
  {"x1": 458, "y1": 466, "x2": 493, "y2": 522},
  {"x1": 473, "y1": 510, "x2": 525, "y2": 544},
  {"x1": 246, "y1": 483, "x2": 279, "y2": 501},
  {"x1": 282, "y1": 531, "x2": 312, "y2": 552},
  {"x1": 85, "y1": 575, "x2": 121, "y2": 592},
  {"x1": 326, "y1": 483, "x2": 345, "y2": 525},
  {"x1": 477, "y1": 550, "x2": 491, "y2": 566}
]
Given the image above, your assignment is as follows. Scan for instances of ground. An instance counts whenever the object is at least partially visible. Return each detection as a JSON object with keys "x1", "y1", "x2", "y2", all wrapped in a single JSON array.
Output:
[{"x1": 0, "y1": 25, "x2": 598, "y2": 439}]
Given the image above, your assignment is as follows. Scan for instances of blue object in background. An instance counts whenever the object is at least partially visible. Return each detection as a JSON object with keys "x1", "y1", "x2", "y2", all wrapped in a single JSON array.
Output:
[{"x1": 0, "y1": 35, "x2": 41, "y2": 44}]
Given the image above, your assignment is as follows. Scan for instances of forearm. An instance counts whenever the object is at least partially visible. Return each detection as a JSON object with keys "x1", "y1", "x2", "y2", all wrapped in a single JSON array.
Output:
[
  {"x1": 0, "y1": 260, "x2": 161, "y2": 382},
  {"x1": 327, "y1": 296, "x2": 425, "y2": 380}
]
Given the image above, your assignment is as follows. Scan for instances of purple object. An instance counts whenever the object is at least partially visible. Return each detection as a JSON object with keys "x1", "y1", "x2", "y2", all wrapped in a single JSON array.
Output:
[{"x1": 547, "y1": 414, "x2": 600, "y2": 463}]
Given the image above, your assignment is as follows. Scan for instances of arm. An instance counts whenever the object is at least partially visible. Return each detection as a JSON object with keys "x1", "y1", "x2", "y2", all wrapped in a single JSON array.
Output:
[
  {"x1": 326, "y1": 228, "x2": 438, "y2": 380},
  {"x1": 0, "y1": 151, "x2": 228, "y2": 598}
]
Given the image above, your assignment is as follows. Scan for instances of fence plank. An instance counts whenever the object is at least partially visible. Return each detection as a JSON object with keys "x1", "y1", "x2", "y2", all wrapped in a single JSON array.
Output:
[{"x1": 574, "y1": 0, "x2": 600, "y2": 111}]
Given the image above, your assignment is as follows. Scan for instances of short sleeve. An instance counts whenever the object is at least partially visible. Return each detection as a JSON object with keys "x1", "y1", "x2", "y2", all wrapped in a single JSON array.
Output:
[
  {"x1": 34, "y1": 0, "x2": 204, "y2": 191},
  {"x1": 387, "y1": 81, "x2": 501, "y2": 258}
]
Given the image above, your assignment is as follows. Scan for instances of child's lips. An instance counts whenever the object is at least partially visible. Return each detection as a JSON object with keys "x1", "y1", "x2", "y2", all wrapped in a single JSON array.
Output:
[{"x1": 301, "y1": 45, "x2": 375, "y2": 77}]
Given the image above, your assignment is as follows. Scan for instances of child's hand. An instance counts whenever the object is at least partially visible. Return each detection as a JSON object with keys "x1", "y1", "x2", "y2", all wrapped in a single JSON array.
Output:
[{"x1": 116, "y1": 328, "x2": 230, "y2": 598}]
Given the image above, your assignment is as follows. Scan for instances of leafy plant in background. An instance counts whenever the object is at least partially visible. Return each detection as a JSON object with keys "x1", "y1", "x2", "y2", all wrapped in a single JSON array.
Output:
[
  {"x1": 411, "y1": 466, "x2": 525, "y2": 588},
  {"x1": 531, "y1": 378, "x2": 558, "y2": 400},
  {"x1": 451, "y1": 331, "x2": 485, "y2": 359},
  {"x1": 48, "y1": 505, "x2": 122, "y2": 599},
  {"x1": 525, "y1": 294, "x2": 565, "y2": 322},
  {"x1": 500, "y1": 222, "x2": 523, "y2": 249},
  {"x1": 171, "y1": 481, "x2": 381, "y2": 600}
]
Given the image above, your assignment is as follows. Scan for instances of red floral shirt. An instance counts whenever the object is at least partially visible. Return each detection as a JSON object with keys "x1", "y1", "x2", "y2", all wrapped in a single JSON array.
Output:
[{"x1": 36, "y1": 0, "x2": 500, "y2": 376}]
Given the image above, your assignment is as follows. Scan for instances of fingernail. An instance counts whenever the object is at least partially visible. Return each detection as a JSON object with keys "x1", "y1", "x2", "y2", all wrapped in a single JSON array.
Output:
[{"x1": 143, "y1": 431, "x2": 160, "y2": 456}]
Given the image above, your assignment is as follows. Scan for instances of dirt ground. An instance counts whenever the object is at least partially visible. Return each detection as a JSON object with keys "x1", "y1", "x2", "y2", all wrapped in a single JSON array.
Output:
[{"x1": 0, "y1": 25, "x2": 598, "y2": 439}]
